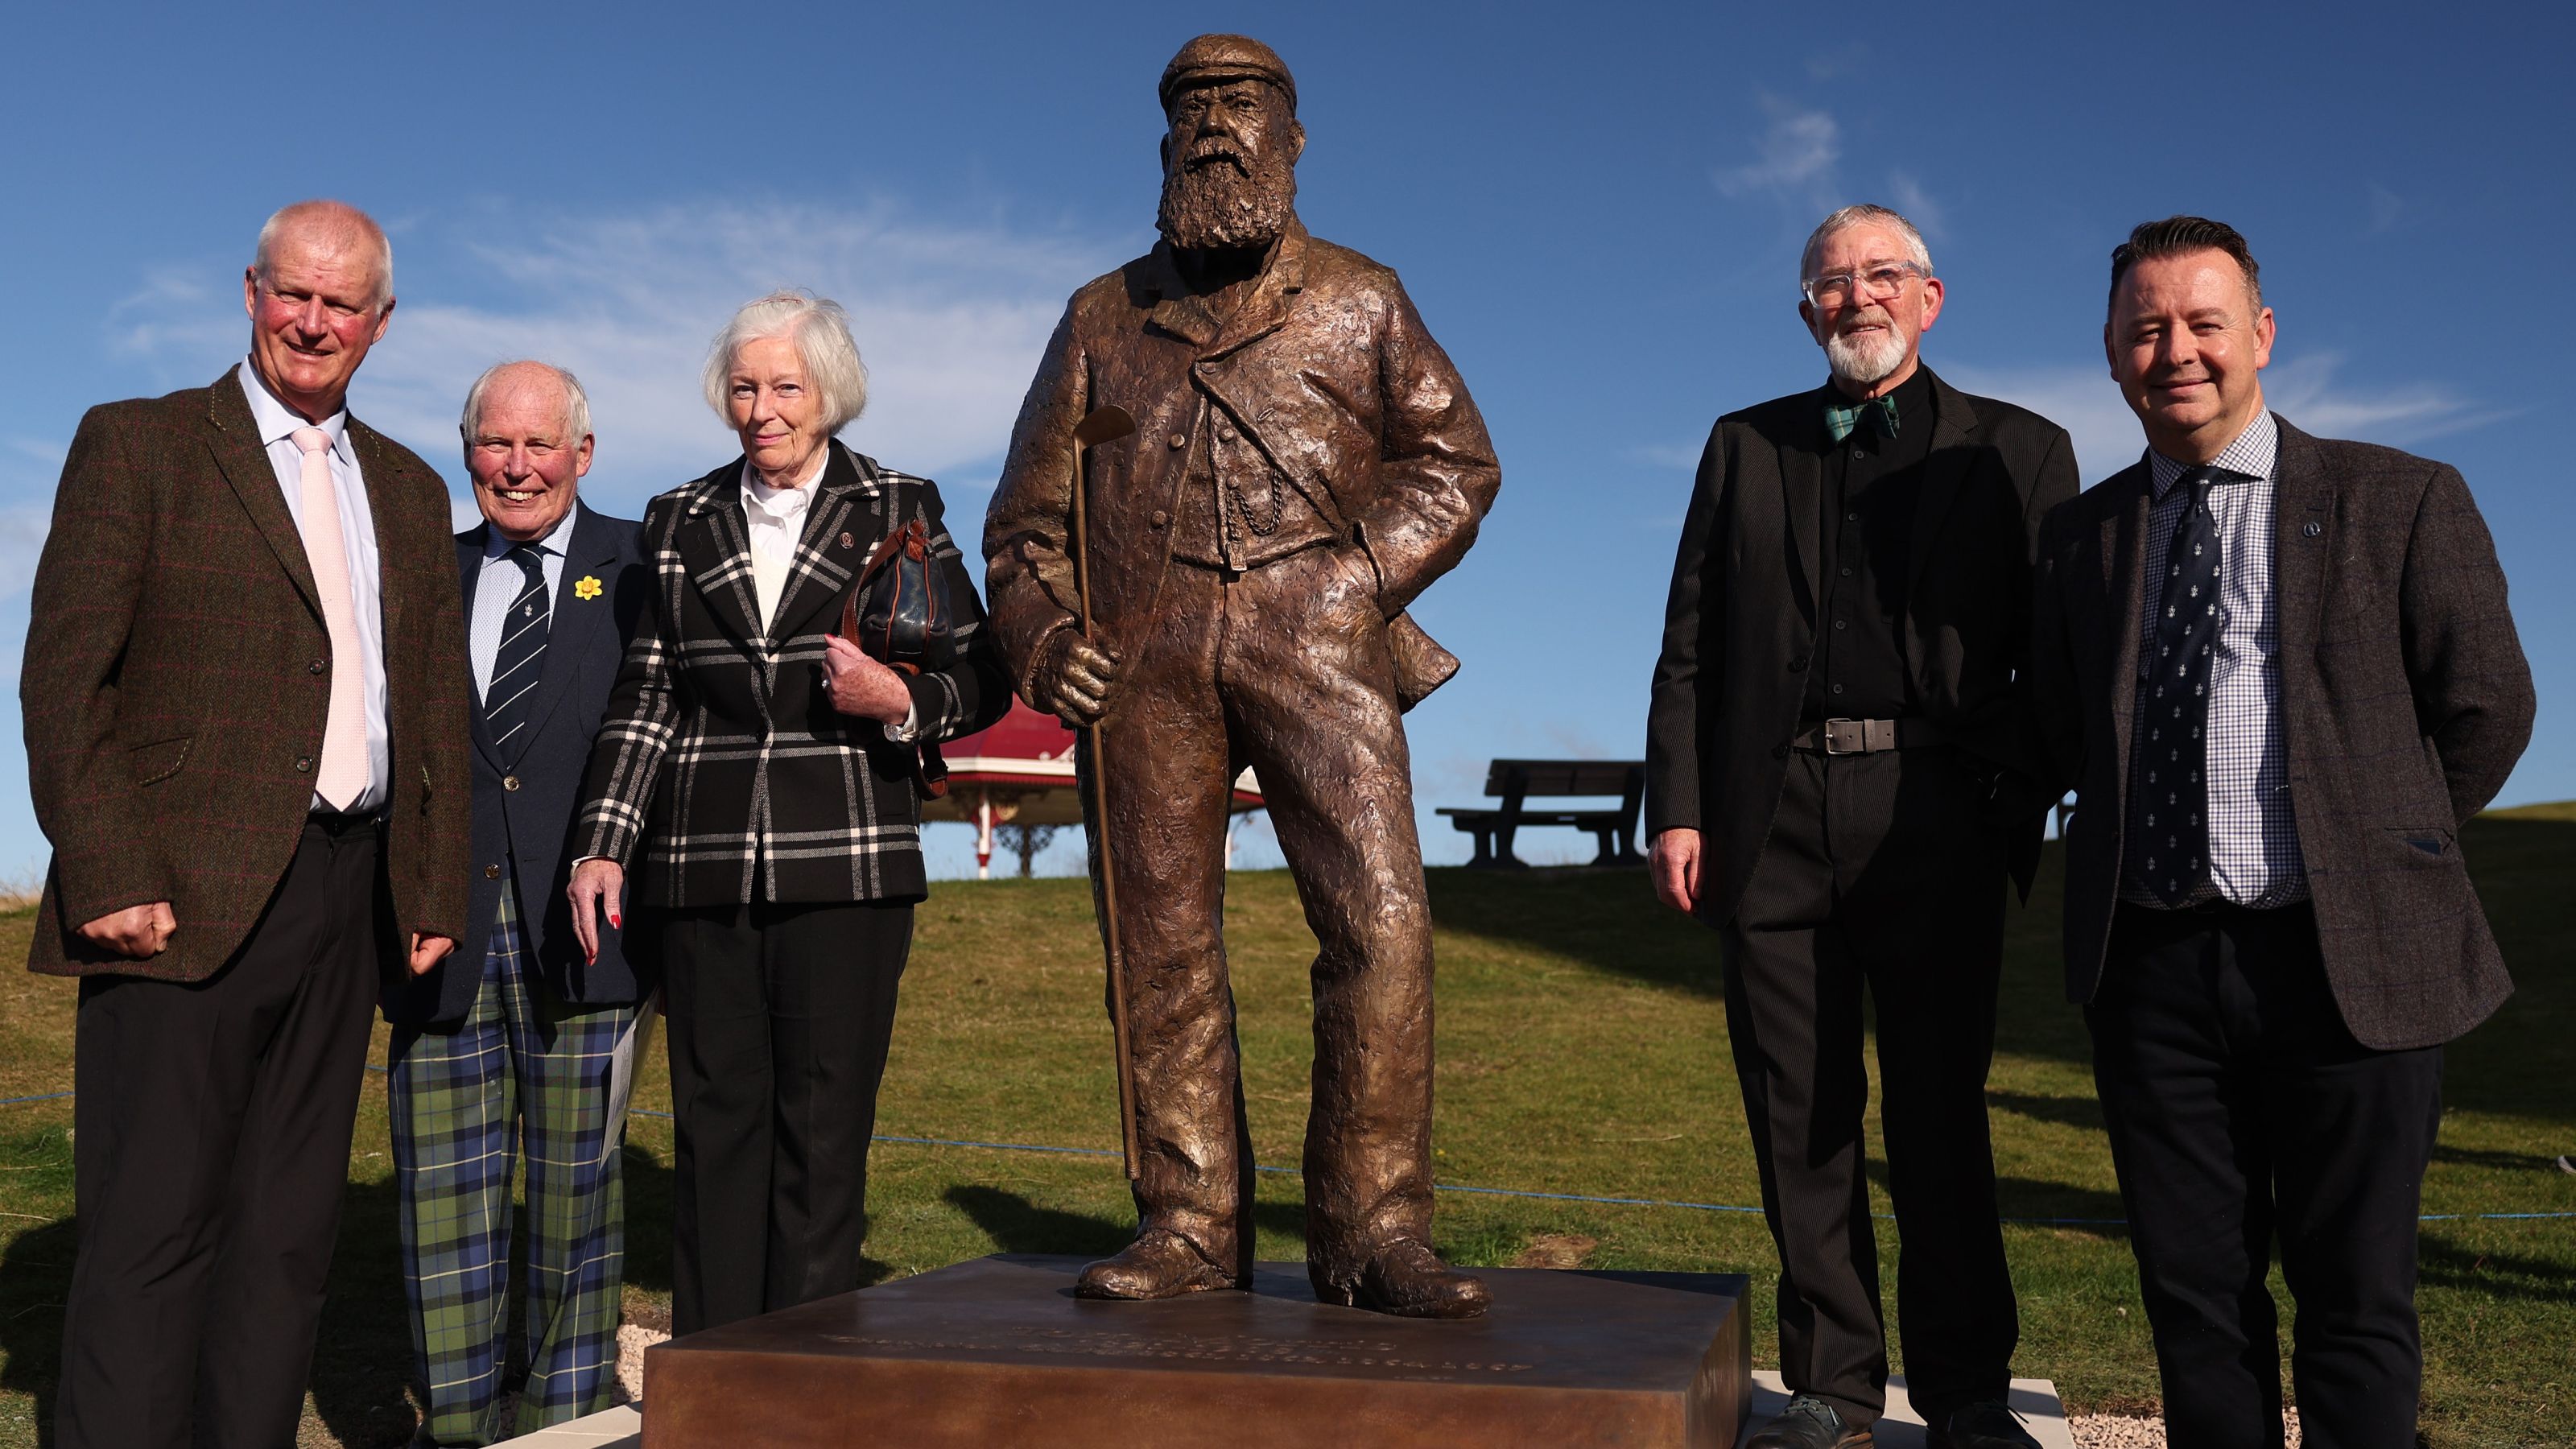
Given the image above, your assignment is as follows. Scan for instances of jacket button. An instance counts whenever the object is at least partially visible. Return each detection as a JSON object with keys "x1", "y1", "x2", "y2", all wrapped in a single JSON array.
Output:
[
  {"x1": 1787, "y1": 655, "x2": 1810, "y2": 672},
  {"x1": 503, "y1": 774, "x2": 521, "y2": 791},
  {"x1": 1150, "y1": 510, "x2": 1170, "y2": 528},
  {"x1": 1218, "y1": 424, "x2": 1236, "y2": 441},
  {"x1": 485, "y1": 864, "x2": 502, "y2": 879},
  {"x1": 1167, "y1": 431, "x2": 1187, "y2": 448},
  {"x1": 295, "y1": 755, "x2": 312, "y2": 772},
  {"x1": 308, "y1": 658, "x2": 326, "y2": 675}
]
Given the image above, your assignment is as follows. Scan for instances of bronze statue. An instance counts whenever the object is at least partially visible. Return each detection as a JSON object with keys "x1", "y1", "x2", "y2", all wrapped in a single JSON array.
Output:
[{"x1": 984, "y1": 34, "x2": 1501, "y2": 1319}]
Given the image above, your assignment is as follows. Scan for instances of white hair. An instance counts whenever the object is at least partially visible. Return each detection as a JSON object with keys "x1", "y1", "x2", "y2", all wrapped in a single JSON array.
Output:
[
  {"x1": 254, "y1": 200, "x2": 394, "y2": 309},
  {"x1": 459, "y1": 361, "x2": 592, "y2": 444},
  {"x1": 703, "y1": 290, "x2": 869, "y2": 436},
  {"x1": 1799, "y1": 204, "x2": 1932, "y2": 287}
]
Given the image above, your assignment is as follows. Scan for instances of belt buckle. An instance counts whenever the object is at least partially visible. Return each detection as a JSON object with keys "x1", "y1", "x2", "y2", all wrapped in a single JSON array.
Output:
[{"x1": 1823, "y1": 718, "x2": 1865, "y2": 755}]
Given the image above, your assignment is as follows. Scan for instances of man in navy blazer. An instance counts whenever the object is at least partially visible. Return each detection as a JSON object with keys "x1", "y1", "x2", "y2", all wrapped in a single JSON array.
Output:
[{"x1": 385, "y1": 361, "x2": 651, "y2": 1443}]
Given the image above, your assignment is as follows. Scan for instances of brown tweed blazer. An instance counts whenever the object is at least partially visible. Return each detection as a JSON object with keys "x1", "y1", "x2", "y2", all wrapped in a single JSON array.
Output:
[
  {"x1": 22, "y1": 371, "x2": 473, "y2": 983},
  {"x1": 2032, "y1": 414, "x2": 2534, "y2": 1050}
]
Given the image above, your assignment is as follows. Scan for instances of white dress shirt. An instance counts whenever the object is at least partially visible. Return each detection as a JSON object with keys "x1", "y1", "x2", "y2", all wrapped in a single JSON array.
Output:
[
  {"x1": 741, "y1": 456, "x2": 824, "y2": 630},
  {"x1": 469, "y1": 506, "x2": 576, "y2": 702},
  {"x1": 739, "y1": 451, "x2": 916, "y2": 741},
  {"x1": 238, "y1": 361, "x2": 389, "y2": 813}
]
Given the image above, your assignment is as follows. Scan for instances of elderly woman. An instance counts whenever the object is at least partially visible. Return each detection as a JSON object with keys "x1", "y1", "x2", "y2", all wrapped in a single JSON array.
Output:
[{"x1": 568, "y1": 291, "x2": 1006, "y2": 1333}]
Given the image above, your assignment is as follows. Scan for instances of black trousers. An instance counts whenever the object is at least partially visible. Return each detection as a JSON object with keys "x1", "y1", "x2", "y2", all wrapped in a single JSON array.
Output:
[
  {"x1": 656, "y1": 898, "x2": 911, "y2": 1335},
  {"x1": 2089, "y1": 902, "x2": 2441, "y2": 1449},
  {"x1": 1719, "y1": 749, "x2": 2017, "y2": 1426},
  {"x1": 56, "y1": 815, "x2": 387, "y2": 1449}
]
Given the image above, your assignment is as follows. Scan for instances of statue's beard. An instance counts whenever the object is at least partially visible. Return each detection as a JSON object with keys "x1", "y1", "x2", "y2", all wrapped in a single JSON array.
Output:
[{"x1": 1158, "y1": 149, "x2": 1298, "y2": 251}]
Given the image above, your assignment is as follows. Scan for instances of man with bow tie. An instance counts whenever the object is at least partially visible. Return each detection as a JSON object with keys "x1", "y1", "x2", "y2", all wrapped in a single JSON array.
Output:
[{"x1": 1644, "y1": 204, "x2": 2077, "y2": 1449}]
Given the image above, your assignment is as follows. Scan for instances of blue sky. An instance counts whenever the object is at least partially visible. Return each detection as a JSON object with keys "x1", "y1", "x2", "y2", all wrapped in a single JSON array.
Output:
[{"x1": 2, "y1": 1, "x2": 2566, "y2": 882}]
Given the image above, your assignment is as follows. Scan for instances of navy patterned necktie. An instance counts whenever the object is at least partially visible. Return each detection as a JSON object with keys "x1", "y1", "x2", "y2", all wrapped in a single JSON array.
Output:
[
  {"x1": 485, "y1": 544, "x2": 551, "y2": 755},
  {"x1": 2132, "y1": 468, "x2": 2221, "y2": 906}
]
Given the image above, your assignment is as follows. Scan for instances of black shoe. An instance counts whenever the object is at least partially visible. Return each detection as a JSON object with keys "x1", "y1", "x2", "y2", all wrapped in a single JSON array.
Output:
[
  {"x1": 1930, "y1": 1400, "x2": 2041, "y2": 1449},
  {"x1": 1745, "y1": 1393, "x2": 1872, "y2": 1449}
]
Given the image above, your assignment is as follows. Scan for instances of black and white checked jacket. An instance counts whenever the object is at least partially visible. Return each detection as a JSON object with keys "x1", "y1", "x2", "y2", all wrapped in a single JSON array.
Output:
[{"x1": 573, "y1": 443, "x2": 1008, "y2": 906}]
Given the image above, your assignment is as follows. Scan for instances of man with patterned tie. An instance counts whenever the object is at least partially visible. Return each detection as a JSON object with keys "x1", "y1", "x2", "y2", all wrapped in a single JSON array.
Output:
[
  {"x1": 1645, "y1": 204, "x2": 2077, "y2": 1449},
  {"x1": 23, "y1": 200, "x2": 471, "y2": 1447},
  {"x1": 2033, "y1": 217, "x2": 2533, "y2": 1447},
  {"x1": 382, "y1": 361, "x2": 651, "y2": 1443}
]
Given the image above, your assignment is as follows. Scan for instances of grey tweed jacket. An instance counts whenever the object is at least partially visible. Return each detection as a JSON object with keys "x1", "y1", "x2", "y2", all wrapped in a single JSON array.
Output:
[
  {"x1": 572, "y1": 442, "x2": 1008, "y2": 907},
  {"x1": 2032, "y1": 414, "x2": 2534, "y2": 1050}
]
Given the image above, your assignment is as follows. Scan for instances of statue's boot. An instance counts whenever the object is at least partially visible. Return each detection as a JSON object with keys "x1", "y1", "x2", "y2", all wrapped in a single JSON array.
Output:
[
  {"x1": 1319, "y1": 1238, "x2": 1492, "y2": 1319},
  {"x1": 1075, "y1": 1228, "x2": 1245, "y2": 1300}
]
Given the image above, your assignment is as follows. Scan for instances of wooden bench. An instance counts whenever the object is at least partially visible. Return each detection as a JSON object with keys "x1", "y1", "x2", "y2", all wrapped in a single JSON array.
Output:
[{"x1": 1437, "y1": 759, "x2": 1647, "y2": 869}]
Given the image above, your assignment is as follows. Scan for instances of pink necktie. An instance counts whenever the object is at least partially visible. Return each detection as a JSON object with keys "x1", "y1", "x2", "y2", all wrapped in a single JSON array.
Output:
[{"x1": 293, "y1": 427, "x2": 368, "y2": 811}]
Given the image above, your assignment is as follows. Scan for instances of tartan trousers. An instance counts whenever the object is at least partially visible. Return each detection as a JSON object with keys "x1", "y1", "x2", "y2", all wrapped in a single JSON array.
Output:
[{"x1": 389, "y1": 881, "x2": 647, "y2": 1446}]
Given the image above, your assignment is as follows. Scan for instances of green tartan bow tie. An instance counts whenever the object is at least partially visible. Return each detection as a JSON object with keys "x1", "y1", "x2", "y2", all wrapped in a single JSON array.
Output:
[{"x1": 1824, "y1": 394, "x2": 1900, "y2": 444}]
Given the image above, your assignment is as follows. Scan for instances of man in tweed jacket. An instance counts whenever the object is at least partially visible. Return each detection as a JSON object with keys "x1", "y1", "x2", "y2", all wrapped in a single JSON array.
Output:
[
  {"x1": 22, "y1": 200, "x2": 470, "y2": 1447},
  {"x1": 2033, "y1": 217, "x2": 2533, "y2": 1446}
]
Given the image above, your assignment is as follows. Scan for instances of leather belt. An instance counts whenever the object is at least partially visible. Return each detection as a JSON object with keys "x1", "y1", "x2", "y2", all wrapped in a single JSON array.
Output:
[{"x1": 1790, "y1": 717, "x2": 1950, "y2": 755}]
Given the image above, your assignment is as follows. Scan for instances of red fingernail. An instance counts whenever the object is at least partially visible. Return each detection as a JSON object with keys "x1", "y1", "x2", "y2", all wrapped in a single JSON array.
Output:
[{"x1": 609, "y1": 914, "x2": 621, "y2": 929}]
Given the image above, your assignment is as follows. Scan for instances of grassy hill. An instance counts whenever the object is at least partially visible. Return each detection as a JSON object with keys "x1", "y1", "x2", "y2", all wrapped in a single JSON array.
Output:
[{"x1": 1, "y1": 808, "x2": 2569, "y2": 1445}]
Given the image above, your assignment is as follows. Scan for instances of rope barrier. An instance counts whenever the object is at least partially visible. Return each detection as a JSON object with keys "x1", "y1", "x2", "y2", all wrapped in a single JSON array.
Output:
[{"x1": 17, "y1": 1084, "x2": 2573, "y2": 1226}]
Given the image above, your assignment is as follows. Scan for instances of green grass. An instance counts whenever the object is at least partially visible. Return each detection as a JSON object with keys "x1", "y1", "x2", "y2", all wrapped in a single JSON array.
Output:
[{"x1": 1, "y1": 810, "x2": 2570, "y2": 1445}]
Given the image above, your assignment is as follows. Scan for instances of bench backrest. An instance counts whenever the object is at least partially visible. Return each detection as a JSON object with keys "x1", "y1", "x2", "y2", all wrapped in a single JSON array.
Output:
[{"x1": 1484, "y1": 759, "x2": 1645, "y2": 802}]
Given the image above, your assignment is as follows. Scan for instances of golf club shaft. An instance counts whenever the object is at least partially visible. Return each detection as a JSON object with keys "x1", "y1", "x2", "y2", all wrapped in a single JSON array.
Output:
[{"x1": 1073, "y1": 436, "x2": 1144, "y2": 1182}]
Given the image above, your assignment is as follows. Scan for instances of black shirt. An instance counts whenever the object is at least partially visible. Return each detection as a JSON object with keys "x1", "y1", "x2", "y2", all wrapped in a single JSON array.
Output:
[{"x1": 1802, "y1": 366, "x2": 1934, "y2": 722}]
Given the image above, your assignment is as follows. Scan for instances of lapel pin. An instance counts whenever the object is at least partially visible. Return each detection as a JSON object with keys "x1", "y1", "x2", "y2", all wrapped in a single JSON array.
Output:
[
  {"x1": 839, "y1": 532, "x2": 856, "y2": 549},
  {"x1": 2302, "y1": 521, "x2": 2322, "y2": 538},
  {"x1": 574, "y1": 575, "x2": 604, "y2": 601}
]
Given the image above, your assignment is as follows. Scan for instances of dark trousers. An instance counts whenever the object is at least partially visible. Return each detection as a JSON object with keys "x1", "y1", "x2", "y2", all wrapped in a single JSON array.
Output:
[
  {"x1": 1089, "y1": 548, "x2": 1436, "y2": 1294},
  {"x1": 2089, "y1": 902, "x2": 2441, "y2": 1449},
  {"x1": 56, "y1": 815, "x2": 387, "y2": 1449},
  {"x1": 656, "y1": 898, "x2": 910, "y2": 1335},
  {"x1": 1719, "y1": 749, "x2": 2017, "y2": 1426}
]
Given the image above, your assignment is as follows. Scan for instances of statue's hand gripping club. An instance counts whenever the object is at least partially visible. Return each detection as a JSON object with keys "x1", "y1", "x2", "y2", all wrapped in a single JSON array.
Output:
[{"x1": 1038, "y1": 633, "x2": 1122, "y2": 729}]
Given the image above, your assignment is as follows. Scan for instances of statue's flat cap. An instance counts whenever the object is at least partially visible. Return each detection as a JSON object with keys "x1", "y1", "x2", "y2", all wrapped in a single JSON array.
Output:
[{"x1": 1159, "y1": 34, "x2": 1295, "y2": 115}]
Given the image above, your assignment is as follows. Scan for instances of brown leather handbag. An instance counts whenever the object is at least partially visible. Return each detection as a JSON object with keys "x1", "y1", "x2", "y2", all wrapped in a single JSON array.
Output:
[{"x1": 839, "y1": 518, "x2": 954, "y2": 800}]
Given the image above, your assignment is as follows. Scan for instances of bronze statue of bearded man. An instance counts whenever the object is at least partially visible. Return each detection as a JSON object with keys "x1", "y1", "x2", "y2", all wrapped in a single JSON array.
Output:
[{"x1": 983, "y1": 34, "x2": 1501, "y2": 1318}]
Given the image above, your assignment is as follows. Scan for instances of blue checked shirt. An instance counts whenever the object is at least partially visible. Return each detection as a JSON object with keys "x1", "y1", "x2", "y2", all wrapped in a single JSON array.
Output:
[{"x1": 2123, "y1": 411, "x2": 2307, "y2": 908}]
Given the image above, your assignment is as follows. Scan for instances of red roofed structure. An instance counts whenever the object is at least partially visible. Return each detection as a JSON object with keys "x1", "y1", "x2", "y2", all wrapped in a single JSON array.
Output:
[{"x1": 926, "y1": 699, "x2": 1265, "y2": 877}]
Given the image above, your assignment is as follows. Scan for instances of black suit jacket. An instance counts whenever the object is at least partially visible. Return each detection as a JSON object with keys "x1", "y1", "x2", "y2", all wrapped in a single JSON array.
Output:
[
  {"x1": 1646, "y1": 366, "x2": 2079, "y2": 925},
  {"x1": 385, "y1": 502, "x2": 650, "y2": 1025},
  {"x1": 2032, "y1": 415, "x2": 2533, "y2": 1050}
]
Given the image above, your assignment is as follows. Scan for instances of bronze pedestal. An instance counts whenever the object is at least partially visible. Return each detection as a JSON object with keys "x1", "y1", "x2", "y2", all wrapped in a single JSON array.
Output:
[{"x1": 642, "y1": 1254, "x2": 1749, "y2": 1447}]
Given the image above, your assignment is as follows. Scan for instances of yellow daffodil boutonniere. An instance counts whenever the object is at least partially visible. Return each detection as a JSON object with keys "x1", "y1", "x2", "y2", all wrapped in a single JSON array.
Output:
[{"x1": 573, "y1": 575, "x2": 604, "y2": 602}]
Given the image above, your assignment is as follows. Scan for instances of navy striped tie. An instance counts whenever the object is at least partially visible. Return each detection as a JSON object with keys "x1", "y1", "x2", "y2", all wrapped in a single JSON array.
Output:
[{"x1": 485, "y1": 545, "x2": 551, "y2": 755}]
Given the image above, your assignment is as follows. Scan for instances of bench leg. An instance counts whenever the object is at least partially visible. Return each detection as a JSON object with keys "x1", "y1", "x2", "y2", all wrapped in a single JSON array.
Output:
[
  {"x1": 1587, "y1": 827, "x2": 1618, "y2": 868},
  {"x1": 1494, "y1": 822, "x2": 1528, "y2": 869},
  {"x1": 1466, "y1": 827, "x2": 1496, "y2": 869}
]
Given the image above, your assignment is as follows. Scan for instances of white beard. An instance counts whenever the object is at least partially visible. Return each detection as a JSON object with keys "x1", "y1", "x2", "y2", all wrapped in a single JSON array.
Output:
[{"x1": 1823, "y1": 323, "x2": 1909, "y2": 388}]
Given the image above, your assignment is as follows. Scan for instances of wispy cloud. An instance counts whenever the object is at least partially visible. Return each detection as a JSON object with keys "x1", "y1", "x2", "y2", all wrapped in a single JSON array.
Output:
[
  {"x1": 2367, "y1": 180, "x2": 2404, "y2": 234},
  {"x1": 1714, "y1": 100, "x2": 1840, "y2": 208},
  {"x1": 1886, "y1": 172, "x2": 1945, "y2": 240},
  {"x1": 92, "y1": 197, "x2": 1133, "y2": 520},
  {"x1": 1946, "y1": 351, "x2": 2507, "y2": 485},
  {"x1": 1624, "y1": 440, "x2": 1706, "y2": 471}
]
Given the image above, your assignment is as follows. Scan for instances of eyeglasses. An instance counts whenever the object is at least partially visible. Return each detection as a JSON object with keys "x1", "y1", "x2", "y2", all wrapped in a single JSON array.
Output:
[{"x1": 1802, "y1": 261, "x2": 1927, "y2": 308}]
